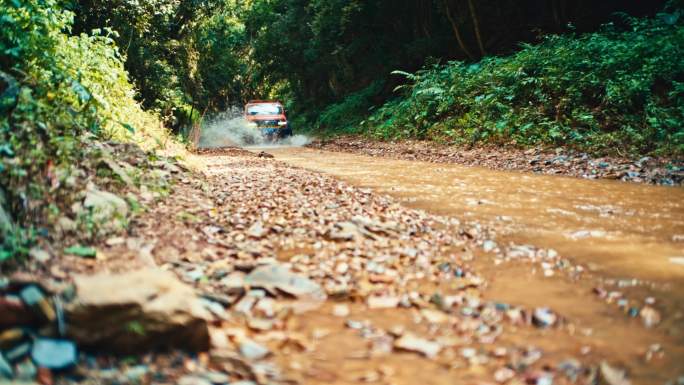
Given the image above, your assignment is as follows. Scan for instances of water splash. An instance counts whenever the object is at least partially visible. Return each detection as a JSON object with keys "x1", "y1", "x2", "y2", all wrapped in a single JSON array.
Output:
[{"x1": 198, "y1": 107, "x2": 311, "y2": 149}]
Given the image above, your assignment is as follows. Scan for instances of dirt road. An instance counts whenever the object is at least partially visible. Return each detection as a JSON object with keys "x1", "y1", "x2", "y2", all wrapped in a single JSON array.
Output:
[
  {"x1": 72, "y1": 146, "x2": 682, "y2": 384},
  {"x1": 246, "y1": 146, "x2": 683, "y2": 384}
]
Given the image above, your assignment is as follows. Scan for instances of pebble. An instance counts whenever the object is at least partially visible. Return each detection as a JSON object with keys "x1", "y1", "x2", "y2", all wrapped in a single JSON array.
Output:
[
  {"x1": 15, "y1": 359, "x2": 36, "y2": 381},
  {"x1": 30, "y1": 338, "x2": 77, "y2": 370},
  {"x1": 394, "y1": 334, "x2": 442, "y2": 358},
  {"x1": 483, "y1": 240, "x2": 497, "y2": 252},
  {"x1": 493, "y1": 367, "x2": 515, "y2": 382},
  {"x1": 178, "y1": 375, "x2": 213, "y2": 385},
  {"x1": 460, "y1": 347, "x2": 477, "y2": 359},
  {"x1": 332, "y1": 304, "x2": 350, "y2": 317},
  {"x1": 668, "y1": 257, "x2": 684, "y2": 266},
  {"x1": 599, "y1": 361, "x2": 631, "y2": 385},
  {"x1": 0, "y1": 354, "x2": 13, "y2": 378},
  {"x1": 639, "y1": 306, "x2": 661, "y2": 328},
  {"x1": 124, "y1": 365, "x2": 149, "y2": 382},
  {"x1": 367, "y1": 295, "x2": 400, "y2": 309},
  {"x1": 420, "y1": 309, "x2": 449, "y2": 324},
  {"x1": 239, "y1": 339, "x2": 270, "y2": 360},
  {"x1": 202, "y1": 371, "x2": 231, "y2": 384},
  {"x1": 28, "y1": 247, "x2": 51, "y2": 263},
  {"x1": 532, "y1": 307, "x2": 557, "y2": 328}
]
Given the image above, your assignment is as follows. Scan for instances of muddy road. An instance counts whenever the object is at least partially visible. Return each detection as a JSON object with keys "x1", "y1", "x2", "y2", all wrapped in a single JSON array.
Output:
[
  {"x1": 263, "y1": 147, "x2": 684, "y2": 281},
  {"x1": 84, "y1": 146, "x2": 683, "y2": 384},
  {"x1": 234, "y1": 145, "x2": 684, "y2": 384}
]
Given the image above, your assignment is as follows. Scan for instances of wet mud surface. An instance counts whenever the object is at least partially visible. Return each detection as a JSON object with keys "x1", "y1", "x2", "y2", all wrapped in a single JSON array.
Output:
[
  {"x1": 256, "y1": 146, "x2": 684, "y2": 384},
  {"x1": 308, "y1": 137, "x2": 684, "y2": 186}
]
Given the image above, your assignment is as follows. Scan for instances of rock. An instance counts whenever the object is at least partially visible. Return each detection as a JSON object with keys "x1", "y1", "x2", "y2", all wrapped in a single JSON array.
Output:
[
  {"x1": 0, "y1": 297, "x2": 36, "y2": 328},
  {"x1": 0, "y1": 354, "x2": 12, "y2": 378},
  {"x1": 83, "y1": 188, "x2": 128, "y2": 229},
  {"x1": 599, "y1": 361, "x2": 631, "y2": 385},
  {"x1": 124, "y1": 365, "x2": 149, "y2": 382},
  {"x1": 460, "y1": 347, "x2": 477, "y2": 359},
  {"x1": 202, "y1": 371, "x2": 231, "y2": 384},
  {"x1": 669, "y1": 257, "x2": 684, "y2": 266},
  {"x1": 367, "y1": 295, "x2": 400, "y2": 309},
  {"x1": 19, "y1": 286, "x2": 55, "y2": 323},
  {"x1": 483, "y1": 240, "x2": 497, "y2": 253},
  {"x1": 639, "y1": 306, "x2": 661, "y2": 328},
  {"x1": 30, "y1": 339, "x2": 77, "y2": 370},
  {"x1": 5, "y1": 341, "x2": 31, "y2": 361},
  {"x1": 65, "y1": 269, "x2": 211, "y2": 353},
  {"x1": 15, "y1": 358, "x2": 37, "y2": 381},
  {"x1": 532, "y1": 308, "x2": 557, "y2": 328},
  {"x1": 332, "y1": 304, "x2": 350, "y2": 317},
  {"x1": 0, "y1": 329, "x2": 26, "y2": 350},
  {"x1": 420, "y1": 309, "x2": 449, "y2": 324},
  {"x1": 394, "y1": 333, "x2": 441, "y2": 358},
  {"x1": 247, "y1": 221, "x2": 268, "y2": 238},
  {"x1": 99, "y1": 157, "x2": 134, "y2": 186},
  {"x1": 494, "y1": 367, "x2": 515, "y2": 383},
  {"x1": 209, "y1": 327, "x2": 231, "y2": 350},
  {"x1": 55, "y1": 216, "x2": 77, "y2": 234},
  {"x1": 220, "y1": 271, "x2": 247, "y2": 295},
  {"x1": 245, "y1": 264, "x2": 325, "y2": 300},
  {"x1": 178, "y1": 375, "x2": 213, "y2": 385},
  {"x1": 28, "y1": 248, "x2": 50, "y2": 263},
  {"x1": 37, "y1": 367, "x2": 53, "y2": 385},
  {"x1": 239, "y1": 339, "x2": 270, "y2": 360},
  {"x1": 105, "y1": 236, "x2": 126, "y2": 246},
  {"x1": 328, "y1": 222, "x2": 364, "y2": 241},
  {"x1": 558, "y1": 359, "x2": 582, "y2": 382}
]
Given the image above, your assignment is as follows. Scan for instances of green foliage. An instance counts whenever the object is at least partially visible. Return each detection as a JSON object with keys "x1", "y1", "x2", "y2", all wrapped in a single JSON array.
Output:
[
  {"x1": 313, "y1": 81, "x2": 384, "y2": 135},
  {"x1": 72, "y1": 0, "x2": 249, "y2": 131},
  {"x1": 63, "y1": 245, "x2": 97, "y2": 258},
  {"x1": 0, "y1": 0, "x2": 165, "y2": 260},
  {"x1": 363, "y1": 14, "x2": 684, "y2": 155}
]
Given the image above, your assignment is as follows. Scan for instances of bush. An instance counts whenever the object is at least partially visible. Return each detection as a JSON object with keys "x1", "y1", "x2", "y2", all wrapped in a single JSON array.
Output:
[
  {"x1": 363, "y1": 13, "x2": 684, "y2": 155},
  {"x1": 313, "y1": 80, "x2": 384, "y2": 135},
  {"x1": 0, "y1": 0, "x2": 168, "y2": 260}
]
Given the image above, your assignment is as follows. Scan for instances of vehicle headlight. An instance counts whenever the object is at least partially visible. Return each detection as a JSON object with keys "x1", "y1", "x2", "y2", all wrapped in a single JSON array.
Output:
[
  {"x1": 277, "y1": 121, "x2": 287, "y2": 126},
  {"x1": 247, "y1": 122, "x2": 258, "y2": 129}
]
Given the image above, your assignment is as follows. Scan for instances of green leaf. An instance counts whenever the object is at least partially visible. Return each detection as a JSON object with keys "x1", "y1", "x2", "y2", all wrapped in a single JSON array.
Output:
[
  {"x1": 70, "y1": 80, "x2": 91, "y2": 103},
  {"x1": 120, "y1": 122, "x2": 136, "y2": 133},
  {"x1": 0, "y1": 144, "x2": 14, "y2": 157},
  {"x1": 64, "y1": 245, "x2": 97, "y2": 258},
  {"x1": 125, "y1": 321, "x2": 146, "y2": 336}
]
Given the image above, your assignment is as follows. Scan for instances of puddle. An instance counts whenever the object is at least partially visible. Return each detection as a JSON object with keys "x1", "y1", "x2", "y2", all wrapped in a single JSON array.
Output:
[
  {"x1": 199, "y1": 148, "x2": 684, "y2": 385},
  {"x1": 264, "y1": 147, "x2": 684, "y2": 282},
  {"x1": 260, "y1": 147, "x2": 684, "y2": 383}
]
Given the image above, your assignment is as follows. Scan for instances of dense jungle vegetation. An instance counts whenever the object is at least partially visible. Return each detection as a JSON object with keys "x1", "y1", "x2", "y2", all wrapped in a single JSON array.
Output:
[
  {"x1": 68, "y1": 0, "x2": 682, "y2": 152},
  {"x1": 1, "y1": 0, "x2": 683, "y2": 255}
]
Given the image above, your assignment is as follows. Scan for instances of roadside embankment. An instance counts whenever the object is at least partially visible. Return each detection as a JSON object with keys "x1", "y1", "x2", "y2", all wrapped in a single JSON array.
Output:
[{"x1": 308, "y1": 136, "x2": 684, "y2": 186}]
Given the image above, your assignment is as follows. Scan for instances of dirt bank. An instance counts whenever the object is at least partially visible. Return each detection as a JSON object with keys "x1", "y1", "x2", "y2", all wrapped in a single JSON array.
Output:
[{"x1": 308, "y1": 136, "x2": 684, "y2": 186}]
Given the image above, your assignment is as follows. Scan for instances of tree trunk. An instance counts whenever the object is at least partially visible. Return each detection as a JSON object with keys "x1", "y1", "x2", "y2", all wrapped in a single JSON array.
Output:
[
  {"x1": 467, "y1": 0, "x2": 486, "y2": 57},
  {"x1": 443, "y1": 0, "x2": 475, "y2": 60}
]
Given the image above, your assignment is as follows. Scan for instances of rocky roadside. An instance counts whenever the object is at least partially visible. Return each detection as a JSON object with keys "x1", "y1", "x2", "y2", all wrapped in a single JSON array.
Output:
[
  {"x1": 0, "y1": 146, "x2": 681, "y2": 385},
  {"x1": 307, "y1": 136, "x2": 684, "y2": 186}
]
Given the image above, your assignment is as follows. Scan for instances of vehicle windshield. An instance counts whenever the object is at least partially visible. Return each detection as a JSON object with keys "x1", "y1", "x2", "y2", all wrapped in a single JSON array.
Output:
[{"x1": 247, "y1": 104, "x2": 283, "y2": 116}]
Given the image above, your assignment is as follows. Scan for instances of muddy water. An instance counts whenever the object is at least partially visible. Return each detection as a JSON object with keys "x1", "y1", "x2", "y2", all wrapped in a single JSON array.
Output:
[
  {"x1": 264, "y1": 147, "x2": 684, "y2": 282},
  {"x1": 259, "y1": 147, "x2": 684, "y2": 382}
]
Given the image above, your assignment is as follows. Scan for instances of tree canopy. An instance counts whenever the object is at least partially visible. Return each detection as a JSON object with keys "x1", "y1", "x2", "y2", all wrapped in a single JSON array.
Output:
[{"x1": 67, "y1": 0, "x2": 671, "y2": 132}]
